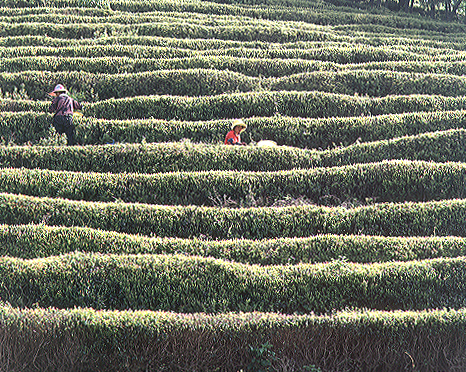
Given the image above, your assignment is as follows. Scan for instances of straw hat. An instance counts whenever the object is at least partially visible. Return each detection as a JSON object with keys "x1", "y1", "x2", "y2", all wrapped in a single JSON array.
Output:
[
  {"x1": 231, "y1": 119, "x2": 247, "y2": 133},
  {"x1": 48, "y1": 84, "x2": 67, "y2": 96}
]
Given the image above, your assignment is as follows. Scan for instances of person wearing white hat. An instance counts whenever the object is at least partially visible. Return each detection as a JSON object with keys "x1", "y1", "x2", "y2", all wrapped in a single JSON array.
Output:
[
  {"x1": 224, "y1": 119, "x2": 247, "y2": 146},
  {"x1": 48, "y1": 84, "x2": 82, "y2": 145}
]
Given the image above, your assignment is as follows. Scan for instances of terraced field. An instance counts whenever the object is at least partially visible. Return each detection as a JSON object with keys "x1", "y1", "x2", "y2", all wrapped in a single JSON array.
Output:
[{"x1": 1, "y1": 0, "x2": 466, "y2": 371}]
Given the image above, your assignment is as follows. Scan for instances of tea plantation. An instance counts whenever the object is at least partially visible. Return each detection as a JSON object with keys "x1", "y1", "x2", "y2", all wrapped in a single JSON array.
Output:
[{"x1": 0, "y1": 0, "x2": 466, "y2": 370}]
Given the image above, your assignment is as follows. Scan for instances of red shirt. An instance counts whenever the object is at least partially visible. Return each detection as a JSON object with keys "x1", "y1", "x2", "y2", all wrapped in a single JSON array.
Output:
[{"x1": 225, "y1": 130, "x2": 240, "y2": 145}]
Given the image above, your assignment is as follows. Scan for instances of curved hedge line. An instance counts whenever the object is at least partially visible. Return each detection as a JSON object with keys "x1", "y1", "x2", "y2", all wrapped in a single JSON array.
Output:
[
  {"x1": 2, "y1": 252, "x2": 466, "y2": 314},
  {"x1": 0, "y1": 1, "x2": 462, "y2": 35},
  {"x1": 0, "y1": 70, "x2": 259, "y2": 100},
  {"x1": 2, "y1": 129, "x2": 466, "y2": 172},
  {"x1": 6, "y1": 69, "x2": 466, "y2": 101},
  {"x1": 270, "y1": 70, "x2": 466, "y2": 97},
  {"x1": 0, "y1": 141, "x2": 319, "y2": 171},
  {"x1": 3, "y1": 109, "x2": 466, "y2": 148},
  {"x1": 0, "y1": 98, "x2": 46, "y2": 113},
  {"x1": 354, "y1": 60, "x2": 466, "y2": 76},
  {"x1": 0, "y1": 20, "x2": 332, "y2": 43},
  {"x1": 1, "y1": 0, "x2": 466, "y2": 35},
  {"x1": 0, "y1": 45, "x2": 195, "y2": 58},
  {"x1": 5, "y1": 56, "x2": 466, "y2": 78},
  {"x1": 1, "y1": 160, "x2": 466, "y2": 206},
  {"x1": 0, "y1": 56, "x2": 337, "y2": 77},
  {"x1": 0, "y1": 35, "x2": 464, "y2": 61},
  {"x1": 0, "y1": 44, "x2": 443, "y2": 64},
  {"x1": 316, "y1": 128, "x2": 466, "y2": 167},
  {"x1": 2, "y1": 33, "x2": 466, "y2": 54},
  {"x1": 83, "y1": 92, "x2": 466, "y2": 120},
  {"x1": 4, "y1": 224, "x2": 466, "y2": 264},
  {"x1": 1, "y1": 306, "x2": 465, "y2": 372},
  {"x1": 2, "y1": 193, "x2": 466, "y2": 238}
]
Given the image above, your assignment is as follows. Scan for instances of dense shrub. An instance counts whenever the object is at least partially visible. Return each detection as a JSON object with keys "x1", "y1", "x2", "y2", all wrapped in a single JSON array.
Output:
[
  {"x1": 269, "y1": 70, "x2": 466, "y2": 97},
  {"x1": 1, "y1": 252, "x2": 466, "y2": 313},
  {"x1": 0, "y1": 70, "x2": 259, "y2": 101},
  {"x1": 0, "y1": 20, "x2": 333, "y2": 43},
  {"x1": 3, "y1": 129, "x2": 466, "y2": 172},
  {"x1": 3, "y1": 224, "x2": 466, "y2": 264},
  {"x1": 3, "y1": 109, "x2": 466, "y2": 148},
  {"x1": 1, "y1": 306, "x2": 465, "y2": 372},
  {"x1": 83, "y1": 92, "x2": 466, "y2": 120},
  {"x1": 1, "y1": 193, "x2": 466, "y2": 238},
  {"x1": 1, "y1": 160, "x2": 466, "y2": 206}
]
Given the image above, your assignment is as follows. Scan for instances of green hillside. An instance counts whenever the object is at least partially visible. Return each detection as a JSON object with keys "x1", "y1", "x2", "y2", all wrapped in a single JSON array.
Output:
[{"x1": 0, "y1": 0, "x2": 465, "y2": 371}]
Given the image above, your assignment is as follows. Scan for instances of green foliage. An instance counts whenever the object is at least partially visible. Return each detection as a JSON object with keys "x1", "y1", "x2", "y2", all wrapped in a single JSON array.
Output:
[
  {"x1": 2, "y1": 128, "x2": 466, "y2": 175},
  {"x1": 1, "y1": 192, "x2": 466, "y2": 238},
  {"x1": 6, "y1": 68, "x2": 466, "y2": 104},
  {"x1": 0, "y1": 306, "x2": 465, "y2": 372},
  {"x1": 4, "y1": 109, "x2": 466, "y2": 149},
  {"x1": 0, "y1": 141, "x2": 320, "y2": 172},
  {"x1": 0, "y1": 69, "x2": 259, "y2": 101},
  {"x1": 269, "y1": 69, "x2": 466, "y2": 97},
  {"x1": 4, "y1": 68, "x2": 466, "y2": 102},
  {"x1": 247, "y1": 342, "x2": 275, "y2": 372},
  {"x1": 83, "y1": 91, "x2": 466, "y2": 120},
  {"x1": 5, "y1": 53, "x2": 466, "y2": 79},
  {"x1": 1, "y1": 1, "x2": 466, "y2": 371},
  {"x1": 0, "y1": 0, "x2": 464, "y2": 35},
  {"x1": 1, "y1": 252, "x2": 466, "y2": 313},
  {"x1": 0, "y1": 17, "x2": 332, "y2": 43},
  {"x1": 4, "y1": 224, "x2": 466, "y2": 264},
  {"x1": 2, "y1": 160, "x2": 466, "y2": 206}
]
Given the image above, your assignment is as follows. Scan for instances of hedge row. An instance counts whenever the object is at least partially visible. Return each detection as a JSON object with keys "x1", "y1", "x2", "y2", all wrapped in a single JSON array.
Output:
[
  {"x1": 1, "y1": 15, "x2": 463, "y2": 44},
  {"x1": 83, "y1": 92, "x2": 466, "y2": 120},
  {"x1": 336, "y1": 22, "x2": 466, "y2": 42},
  {"x1": 2, "y1": 252, "x2": 466, "y2": 314},
  {"x1": 0, "y1": 6, "x2": 110, "y2": 16},
  {"x1": 0, "y1": 34, "x2": 270, "y2": 48},
  {"x1": 3, "y1": 41, "x2": 464, "y2": 64},
  {"x1": 2, "y1": 0, "x2": 466, "y2": 36},
  {"x1": 269, "y1": 70, "x2": 466, "y2": 97},
  {"x1": 6, "y1": 56, "x2": 466, "y2": 78},
  {"x1": 358, "y1": 34, "x2": 466, "y2": 51},
  {"x1": 22, "y1": 252, "x2": 466, "y2": 313},
  {"x1": 206, "y1": 43, "x2": 465, "y2": 63},
  {"x1": 0, "y1": 56, "x2": 339, "y2": 77},
  {"x1": 0, "y1": 0, "x2": 111, "y2": 8},
  {"x1": 0, "y1": 45, "x2": 196, "y2": 59},
  {"x1": 0, "y1": 9, "x2": 329, "y2": 28},
  {"x1": 0, "y1": 44, "x2": 438, "y2": 64},
  {"x1": 0, "y1": 98, "x2": 46, "y2": 113},
  {"x1": 4, "y1": 223, "x2": 466, "y2": 264},
  {"x1": 0, "y1": 1, "x2": 456, "y2": 35},
  {"x1": 0, "y1": 141, "x2": 319, "y2": 171},
  {"x1": 316, "y1": 128, "x2": 466, "y2": 167},
  {"x1": 2, "y1": 160, "x2": 466, "y2": 206},
  {"x1": 2, "y1": 128, "x2": 466, "y2": 172},
  {"x1": 0, "y1": 70, "x2": 259, "y2": 101},
  {"x1": 6, "y1": 69, "x2": 466, "y2": 101},
  {"x1": 0, "y1": 21, "x2": 333, "y2": 43},
  {"x1": 355, "y1": 60, "x2": 466, "y2": 76},
  {"x1": 2, "y1": 192, "x2": 466, "y2": 238},
  {"x1": 241, "y1": 109, "x2": 466, "y2": 149},
  {"x1": 4, "y1": 109, "x2": 466, "y2": 149},
  {"x1": 1, "y1": 306, "x2": 464, "y2": 372},
  {"x1": 1, "y1": 34, "x2": 464, "y2": 62}
]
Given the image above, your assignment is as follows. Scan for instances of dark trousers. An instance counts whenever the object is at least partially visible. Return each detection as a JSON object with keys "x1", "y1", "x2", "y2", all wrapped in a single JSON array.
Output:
[{"x1": 52, "y1": 115, "x2": 76, "y2": 146}]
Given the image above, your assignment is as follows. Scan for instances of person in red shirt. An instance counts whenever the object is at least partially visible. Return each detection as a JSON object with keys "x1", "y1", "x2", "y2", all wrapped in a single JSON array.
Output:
[
  {"x1": 48, "y1": 84, "x2": 82, "y2": 146},
  {"x1": 225, "y1": 119, "x2": 247, "y2": 146}
]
